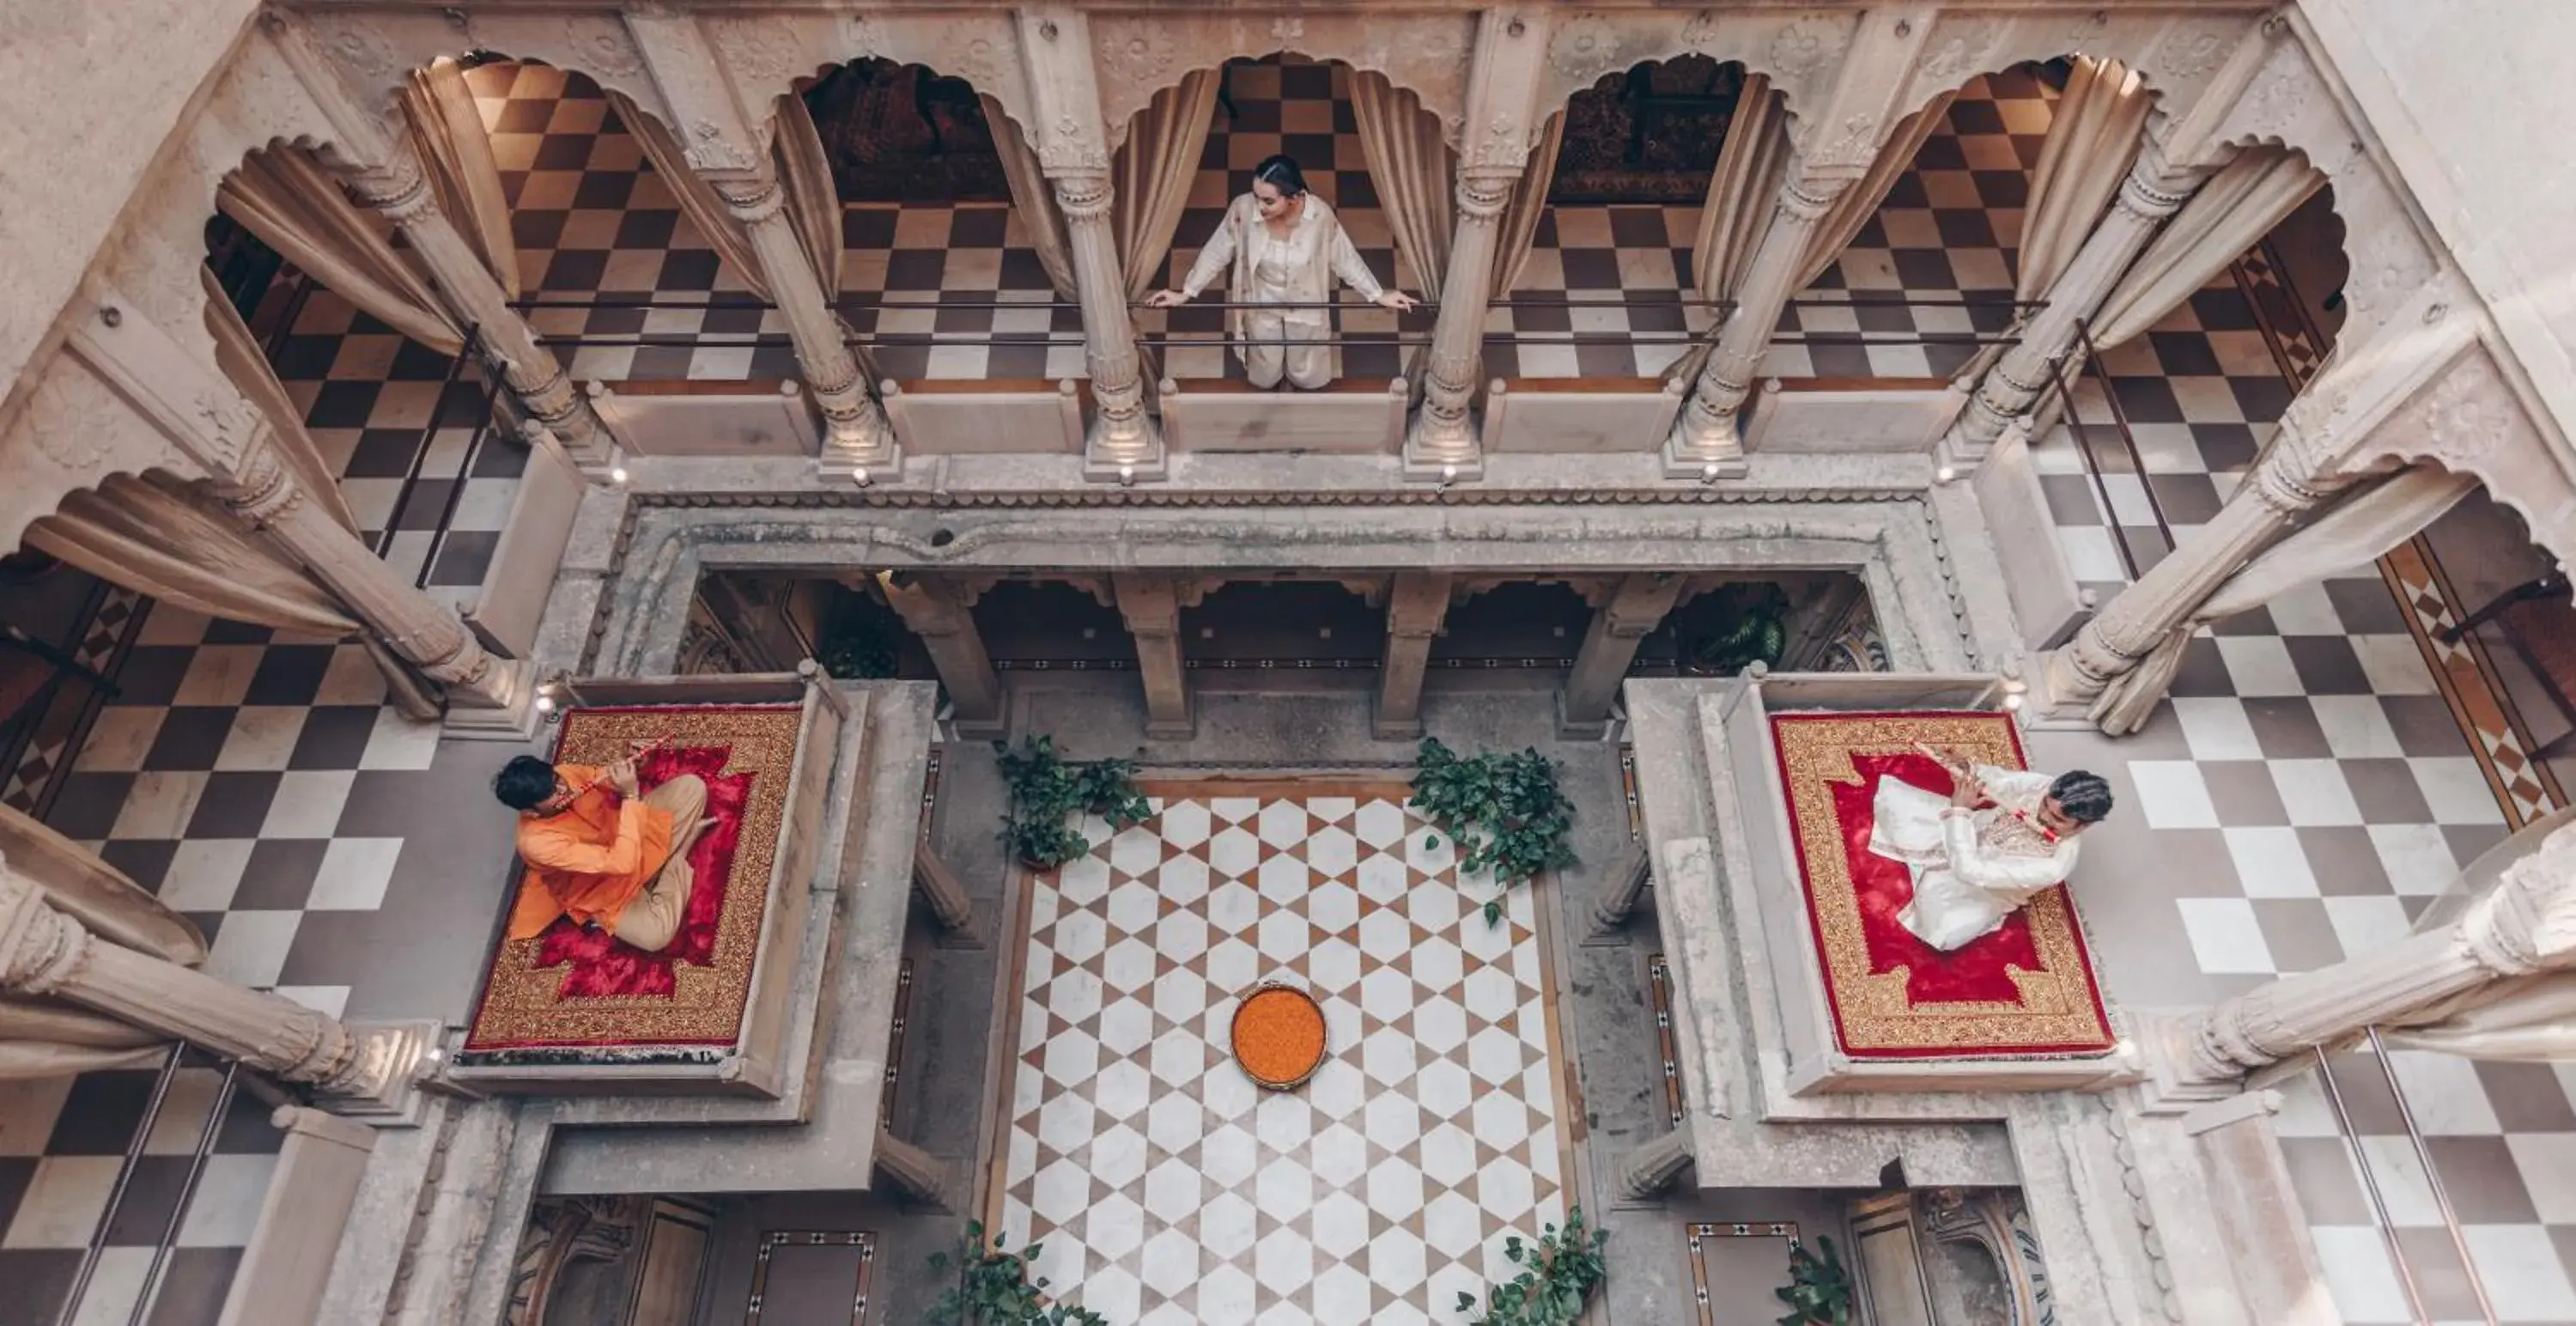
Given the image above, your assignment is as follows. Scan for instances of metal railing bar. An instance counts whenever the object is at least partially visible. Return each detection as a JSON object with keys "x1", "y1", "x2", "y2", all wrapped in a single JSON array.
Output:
[
  {"x1": 2366, "y1": 1027, "x2": 2499, "y2": 1324},
  {"x1": 56, "y1": 1043, "x2": 185, "y2": 1326},
  {"x1": 2046, "y1": 348, "x2": 2143, "y2": 583},
  {"x1": 2075, "y1": 319, "x2": 2177, "y2": 557},
  {"x1": 2314, "y1": 1045, "x2": 2433, "y2": 1325},
  {"x1": 374, "y1": 325, "x2": 482, "y2": 562},
  {"x1": 507, "y1": 291, "x2": 2044, "y2": 313},
  {"x1": 125, "y1": 1058, "x2": 244, "y2": 1326},
  {"x1": 415, "y1": 364, "x2": 508, "y2": 593}
]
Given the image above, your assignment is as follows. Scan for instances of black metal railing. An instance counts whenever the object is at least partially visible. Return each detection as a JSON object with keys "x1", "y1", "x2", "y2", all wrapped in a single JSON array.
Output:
[
  {"x1": 2044, "y1": 318, "x2": 2174, "y2": 582},
  {"x1": 51, "y1": 1047, "x2": 268, "y2": 1326}
]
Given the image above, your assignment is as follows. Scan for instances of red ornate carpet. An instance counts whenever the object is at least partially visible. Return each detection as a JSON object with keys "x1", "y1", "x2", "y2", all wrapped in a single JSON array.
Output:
[
  {"x1": 1769, "y1": 711, "x2": 2116, "y2": 1059},
  {"x1": 463, "y1": 704, "x2": 803, "y2": 1054}
]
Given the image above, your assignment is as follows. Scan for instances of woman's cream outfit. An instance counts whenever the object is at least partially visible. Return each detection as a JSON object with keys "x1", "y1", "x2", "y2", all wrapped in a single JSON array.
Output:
[{"x1": 1180, "y1": 193, "x2": 1386, "y2": 389}]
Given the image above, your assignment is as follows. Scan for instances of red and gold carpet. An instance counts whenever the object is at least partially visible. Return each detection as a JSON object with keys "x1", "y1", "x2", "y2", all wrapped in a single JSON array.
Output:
[
  {"x1": 463, "y1": 704, "x2": 804, "y2": 1055},
  {"x1": 1770, "y1": 711, "x2": 2115, "y2": 1059}
]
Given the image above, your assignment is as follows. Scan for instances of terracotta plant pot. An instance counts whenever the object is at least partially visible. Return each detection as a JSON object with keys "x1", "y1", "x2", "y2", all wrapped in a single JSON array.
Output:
[{"x1": 1230, "y1": 982, "x2": 1328, "y2": 1091}]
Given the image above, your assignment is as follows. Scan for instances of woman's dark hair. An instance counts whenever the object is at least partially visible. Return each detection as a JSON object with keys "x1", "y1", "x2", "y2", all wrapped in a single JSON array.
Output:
[
  {"x1": 1251, "y1": 155, "x2": 1309, "y2": 198},
  {"x1": 2046, "y1": 770, "x2": 2115, "y2": 824},
  {"x1": 493, "y1": 754, "x2": 559, "y2": 811}
]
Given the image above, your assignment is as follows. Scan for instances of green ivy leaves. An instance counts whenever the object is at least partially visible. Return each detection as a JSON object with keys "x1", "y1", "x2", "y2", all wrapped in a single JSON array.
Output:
[
  {"x1": 996, "y1": 736, "x2": 1151, "y2": 870},
  {"x1": 927, "y1": 1221, "x2": 1110, "y2": 1326},
  {"x1": 1409, "y1": 738, "x2": 1577, "y2": 927},
  {"x1": 1455, "y1": 1205, "x2": 1609, "y2": 1325},
  {"x1": 1775, "y1": 1235, "x2": 1856, "y2": 1326}
]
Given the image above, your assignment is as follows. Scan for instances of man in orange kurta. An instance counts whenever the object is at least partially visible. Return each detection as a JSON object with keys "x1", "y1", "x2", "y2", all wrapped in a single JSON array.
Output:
[{"x1": 492, "y1": 751, "x2": 713, "y2": 952}]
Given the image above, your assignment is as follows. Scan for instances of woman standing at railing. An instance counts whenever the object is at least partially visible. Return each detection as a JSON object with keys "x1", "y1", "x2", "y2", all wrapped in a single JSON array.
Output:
[{"x1": 1145, "y1": 155, "x2": 1417, "y2": 391}]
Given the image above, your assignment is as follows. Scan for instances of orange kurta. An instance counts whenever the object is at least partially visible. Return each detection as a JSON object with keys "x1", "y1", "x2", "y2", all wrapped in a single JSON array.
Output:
[{"x1": 507, "y1": 763, "x2": 677, "y2": 940}]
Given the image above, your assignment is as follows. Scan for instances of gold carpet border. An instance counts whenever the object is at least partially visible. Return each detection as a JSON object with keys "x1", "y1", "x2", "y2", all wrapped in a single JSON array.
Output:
[
  {"x1": 467, "y1": 705, "x2": 804, "y2": 1048},
  {"x1": 1772, "y1": 712, "x2": 2111, "y2": 1053}
]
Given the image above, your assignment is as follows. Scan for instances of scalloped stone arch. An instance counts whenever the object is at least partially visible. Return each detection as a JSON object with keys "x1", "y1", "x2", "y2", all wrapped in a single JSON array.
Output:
[
  {"x1": 773, "y1": 55, "x2": 1044, "y2": 163},
  {"x1": 1095, "y1": 14, "x2": 1477, "y2": 154}
]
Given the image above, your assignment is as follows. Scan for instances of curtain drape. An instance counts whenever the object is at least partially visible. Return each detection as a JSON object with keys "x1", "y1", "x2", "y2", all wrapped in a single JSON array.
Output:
[
  {"x1": 773, "y1": 92, "x2": 846, "y2": 301},
  {"x1": 1353, "y1": 70, "x2": 1455, "y2": 301},
  {"x1": 1692, "y1": 76, "x2": 1792, "y2": 306},
  {"x1": 0, "y1": 997, "x2": 170, "y2": 1080},
  {"x1": 1, "y1": 803, "x2": 205, "y2": 965},
  {"x1": 2092, "y1": 464, "x2": 2480, "y2": 733},
  {"x1": 606, "y1": 90, "x2": 775, "y2": 304},
  {"x1": 1116, "y1": 70, "x2": 1221, "y2": 300},
  {"x1": 984, "y1": 95, "x2": 1079, "y2": 300},
  {"x1": 1490, "y1": 113, "x2": 1566, "y2": 298},
  {"x1": 200, "y1": 269, "x2": 361, "y2": 535},
  {"x1": 217, "y1": 148, "x2": 464, "y2": 355},
  {"x1": 27, "y1": 475, "x2": 364, "y2": 637},
  {"x1": 2091, "y1": 147, "x2": 2324, "y2": 350},
  {"x1": 1794, "y1": 91, "x2": 1959, "y2": 291},
  {"x1": 2016, "y1": 58, "x2": 2153, "y2": 305},
  {"x1": 400, "y1": 58, "x2": 520, "y2": 299}
]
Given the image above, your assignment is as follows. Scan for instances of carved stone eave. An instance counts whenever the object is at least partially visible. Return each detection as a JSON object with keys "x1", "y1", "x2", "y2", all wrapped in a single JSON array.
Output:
[{"x1": 2336, "y1": 337, "x2": 2576, "y2": 576}]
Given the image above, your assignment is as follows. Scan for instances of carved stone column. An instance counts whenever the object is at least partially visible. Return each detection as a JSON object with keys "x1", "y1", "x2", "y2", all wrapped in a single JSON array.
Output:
[
  {"x1": 708, "y1": 166, "x2": 896, "y2": 469},
  {"x1": 1052, "y1": 171, "x2": 1162, "y2": 477},
  {"x1": 1114, "y1": 573, "x2": 1194, "y2": 740},
  {"x1": 336, "y1": 149, "x2": 613, "y2": 465},
  {"x1": 876, "y1": 574, "x2": 1004, "y2": 738},
  {"x1": 1665, "y1": 7, "x2": 1929, "y2": 479},
  {"x1": 1588, "y1": 839, "x2": 1655, "y2": 939},
  {"x1": 223, "y1": 437, "x2": 530, "y2": 721},
  {"x1": 1941, "y1": 144, "x2": 2208, "y2": 466},
  {"x1": 1015, "y1": 8, "x2": 1161, "y2": 478},
  {"x1": 1375, "y1": 572, "x2": 1453, "y2": 739},
  {"x1": 1612, "y1": 1126, "x2": 1695, "y2": 1202},
  {"x1": 1664, "y1": 173, "x2": 1846, "y2": 477},
  {"x1": 2181, "y1": 818, "x2": 2576, "y2": 1086},
  {"x1": 0, "y1": 856, "x2": 429, "y2": 1119},
  {"x1": 1405, "y1": 181, "x2": 1508, "y2": 476},
  {"x1": 910, "y1": 841, "x2": 981, "y2": 947},
  {"x1": 873, "y1": 1127, "x2": 956, "y2": 1210},
  {"x1": 1561, "y1": 573, "x2": 1690, "y2": 733}
]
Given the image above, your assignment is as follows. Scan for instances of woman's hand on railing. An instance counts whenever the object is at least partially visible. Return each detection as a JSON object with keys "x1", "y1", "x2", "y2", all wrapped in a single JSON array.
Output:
[
  {"x1": 1376, "y1": 290, "x2": 1420, "y2": 313},
  {"x1": 1143, "y1": 289, "x2": 1189, "y2": 308}
]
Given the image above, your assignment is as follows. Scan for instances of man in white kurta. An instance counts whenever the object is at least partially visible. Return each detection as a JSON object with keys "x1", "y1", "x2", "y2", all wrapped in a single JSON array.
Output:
[{"x1": 1868, "y1": 761, "x2": 2111, "y2": 952}]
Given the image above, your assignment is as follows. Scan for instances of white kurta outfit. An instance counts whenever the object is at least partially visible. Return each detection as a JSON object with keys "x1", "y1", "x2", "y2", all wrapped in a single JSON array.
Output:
[
  {"x1": 1180, "y1": 193, "x2": 1385, "y2": 390},
  {"x1": 1868, "y1": 764, "x2": 2081, "y2": 952}
]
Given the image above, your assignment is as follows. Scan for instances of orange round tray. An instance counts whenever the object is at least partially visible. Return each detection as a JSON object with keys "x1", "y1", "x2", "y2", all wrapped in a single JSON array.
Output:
[{"x1": 1230, "y1": 982, "x2": 1327, "y2": 1090}]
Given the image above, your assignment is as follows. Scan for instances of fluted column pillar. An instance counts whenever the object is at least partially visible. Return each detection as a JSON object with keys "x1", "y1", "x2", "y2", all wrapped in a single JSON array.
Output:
[
  {"x1": 0, "y1": 855, "x2": 428, "y2": 1116},
  {"x1": 1613, "y1": 1126, "x2": 1695, "y2": 1202},
  {"x1": 708, "y1": 165, "x2": 896, "y2": 468},
  {"x1": 1052, "y1": 171, "x2": 1162, "y2": 477},
  {"x1": 2043, "y1": 402, "x2": 2353, "y2": 718},
  {"x1": 337, "y1": 149, "x2": 614, "y2": 465},
  {"x1": 1588, "y1": 839, "x2": 1655, "y2": 939},
  {"x1": 1561, "y1": 572, "x2": 1690, "y2": 733},
  {"x1": 1375, "y1": 572, "x2": 1453, "y2": 739},
  {"x1": 1663, "y1": 172, "x2": 1845, "y2": 477},
  {"x1": 1942, "y1": 145, "x2": 2208, "y2": 466},
  {"x1": 222, "y1": 435, "x2": 528, "y2": 720},
  {"x1": 1404, "y1": 177, "x2": 1510, "y2": 477},
  {"x1": 910, "y1": 841, "x2": 981, "y2": 946},
  {"x1": 2184, "y1": 819, "x2": 2576, "y2": 1085},
  {"x1": 873, "y1": 1127, "x2": 956, "y2": 1210}
]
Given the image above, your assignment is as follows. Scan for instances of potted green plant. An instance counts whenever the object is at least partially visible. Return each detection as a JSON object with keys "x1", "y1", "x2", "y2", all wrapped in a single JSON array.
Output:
[
  {"x1": 1775, "y1": 1235, "x2": 1856, "y2": 1326},
  {"x1": 994, "y1": 736, "x2": 1150, "y2": 871},
  {"x1": 1684, "y1": 583, "x2": 1789, "y2": 676},
  {"x1": 926, "y1": 1221, "x2": 1109, "y2": 1326},
  {"x1": 1409, "y1": 738, "x2": 1577, "y2": 926},
  {"x1": 1455, "y1": 1205, "x2": 1609, "y2": 1324}
]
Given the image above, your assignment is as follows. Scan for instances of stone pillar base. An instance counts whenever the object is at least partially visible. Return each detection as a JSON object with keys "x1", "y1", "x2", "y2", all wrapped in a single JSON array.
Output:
[
  {"x1": 440, "y1": 658, "x2": 544, "y2": 743},
  {"x1": 1660, "y1": 417, "x2": 1748, "y2": 482},
  {"x1": 1553, "y1": 686, "x2": 1614, "y2": 743},
  {"x1": 313, "y1": 1019, "x2": 444, "y2": 1128}
]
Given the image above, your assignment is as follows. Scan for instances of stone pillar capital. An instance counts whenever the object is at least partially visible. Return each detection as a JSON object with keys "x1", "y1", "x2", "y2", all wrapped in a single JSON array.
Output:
[
  {"x1": 331, "y1": 140, "x2": 440, "y2": 222},
  {"x1": 2460, "y1": 821, "x2": 2576, "y2": 976},
  {"x1": 1049, "y1": 171, "x2": 1115, "y2": 223},
  {"x1": 0, "y1": 860, "x2": 91, "y2": 995},
  {"x1": 1454, "y1": 174, "x2": 1512, "y2": 221},
  {"x1": 2113, "y1": 143, "x2": 2204, "y2": 222},
  {"x1": 708, "y1": 164, "x2": 787, "y2": 224},
  {"x1": 217, "y1": 432, "x2": 305, "y2": 530}
]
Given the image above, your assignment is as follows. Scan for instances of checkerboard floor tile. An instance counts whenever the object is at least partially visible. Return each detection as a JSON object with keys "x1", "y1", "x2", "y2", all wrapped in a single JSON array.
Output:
[
  {"x1": 2024, "y1": 234, "x2": 2576, "y2": 1309},
  {"x1": 997, "y1": 791, "x2": 1567, "y2": 1326}
]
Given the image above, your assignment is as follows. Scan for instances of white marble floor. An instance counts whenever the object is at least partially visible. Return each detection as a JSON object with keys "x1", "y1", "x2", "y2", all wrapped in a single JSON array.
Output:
[{"x1": 993, "y1": 788, "x2": 1571, "y2": 1326}]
